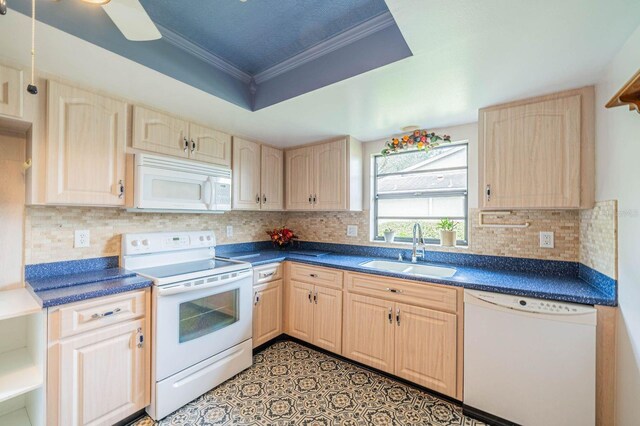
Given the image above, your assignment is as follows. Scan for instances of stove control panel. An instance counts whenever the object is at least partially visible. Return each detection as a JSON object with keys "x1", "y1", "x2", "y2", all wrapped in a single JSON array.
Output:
[{"x1": 122, "y1": 231, "x2": 216, "y2": 255}]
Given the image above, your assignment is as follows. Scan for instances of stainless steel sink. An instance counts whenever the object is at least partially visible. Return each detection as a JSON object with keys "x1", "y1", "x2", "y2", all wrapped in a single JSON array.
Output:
[{"x1": 360, "y1": 260, "x2": 457, "y2": 278}]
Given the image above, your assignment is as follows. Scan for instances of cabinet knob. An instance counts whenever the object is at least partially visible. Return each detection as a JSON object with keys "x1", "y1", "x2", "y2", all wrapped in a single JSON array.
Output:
[
  {"x1": 191, "y1": 139, "x2": 196, "y2": 153},
  {"x1": 396, "y1": 308, "x2": 401, "y2": 326},
  {"x1": 183, "y1": 137, "x2": 189, "y2": 152},
  {"x1": 308, "y1": 291, "x2": 312, "y2": 303},
  {"x1": 308, "y1": 195, "x2": 312, "y2": 204},
  {"x1": 255, "y1": 194, "x2": 260, "y2": 204},
  {"x1": 314, "y1": 291, "x2": 318, "y2": 304},
  {"x1": 388, "y1": 307, "x2": 392, "y2": 324},
  {"x1": 486, "y1": 184, "x2": 491, "y2": 202},
  {"x1": 263, "y1": 194, "x2": 267, "y2": 204},
  {"x1": 137, "y1": 327, "x2": 144, "y2": 349},
  {"x1": 118, "y1": 180, "x2": 124, "y2": 199},
  {"x1": 313, "y1": 194, "x2": 317, "y2": 204}
]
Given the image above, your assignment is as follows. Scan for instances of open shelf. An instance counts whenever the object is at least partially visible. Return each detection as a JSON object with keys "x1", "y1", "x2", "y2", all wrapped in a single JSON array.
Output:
[
  {"x1": 0, "y1": 407, "x2": 32, "y2": 426},
  {"x1": 0, "y1": 288, "x2": 41, "y2": 322},
  {"x1": 0, "y1": 348, "x2": 42, "y2": 404}
]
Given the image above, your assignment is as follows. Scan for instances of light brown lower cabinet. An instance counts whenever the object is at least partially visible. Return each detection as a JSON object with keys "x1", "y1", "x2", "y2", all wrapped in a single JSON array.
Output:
[
  {"x1": 47, "y1": 289, "x2": 150, "y2": 426},
  {"x1": 253, "y1": 279, "x2": 283, "y2": 348},
  {"x1": 287, "y1": 279, "x2": 342, "y2": 354},
  {"x1": 343, "y1": 292, "x2": 458, "y2": 398}
]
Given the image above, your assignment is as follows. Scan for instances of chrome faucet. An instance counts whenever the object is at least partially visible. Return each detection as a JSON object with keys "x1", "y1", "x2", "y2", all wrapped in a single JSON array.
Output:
[{"x1": 411, "y1": 222, "x2": 425, "y2": 263}]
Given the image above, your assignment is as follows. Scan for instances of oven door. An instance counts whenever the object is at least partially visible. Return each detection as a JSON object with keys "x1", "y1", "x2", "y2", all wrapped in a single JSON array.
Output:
[
  {"x1": 135, "y1": 165, "x2": 214, "y2": 211},
  {"x1": 153, "y1": 271, "x2": 252, "y2": 381}
]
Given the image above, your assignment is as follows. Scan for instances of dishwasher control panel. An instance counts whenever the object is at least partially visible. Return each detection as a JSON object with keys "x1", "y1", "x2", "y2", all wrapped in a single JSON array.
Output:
[{"x1": 467, "y1": 290, "x2": 595, "y2": 315}]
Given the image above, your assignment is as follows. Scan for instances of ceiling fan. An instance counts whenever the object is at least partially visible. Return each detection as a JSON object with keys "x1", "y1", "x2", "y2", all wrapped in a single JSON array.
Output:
[{"x1": 83, "y1": 0, "x2": 161, "y2": 41}]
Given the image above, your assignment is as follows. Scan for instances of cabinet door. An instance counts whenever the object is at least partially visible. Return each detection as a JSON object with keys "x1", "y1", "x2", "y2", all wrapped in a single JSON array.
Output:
[
  {"x1": 232, "y1": 137, "x2": 261, "y2": 210},
  {"x1": 285, "y1": 146, "x2": 314, "y2": 210},
  {"x1": 253, "y1": 280, "x2": 283, "y2": 348},
  {"x1": 132, "y1": 105, "x2": 189, "y2": 158},
  {"x1": 260, "y1": 145, "x2": 284, "y2": 210},
  {"x1": 56, "y1": 319, "x2": 148, "y2": 426},
  {"x1": 46, "y1": 81, "x2": 126, "y2": 205},
  {"x1": 481, "y1": 95, "x2": 581, "y2": 208},
  {"x1": 342, "y1": 293, "x2": 394, "y2": 373},
  {"x1": 313, "y1": 139, "x2": 347, "y2": 210},
  {"x1": 287, "y1": 280, "x2": 314, "y2": 343},
  {"x1": 189, "y1": 123, "x2": 232, "y2": 166},
  {"x1": 0, "y1": 64, "x2": 23, "y2": 118},
  {"x1": 312, "y1": 285, "x2": 342, "y2": 354},
  {"x1": 394, "y1": 303, "x2": 457, "y2": 397}
]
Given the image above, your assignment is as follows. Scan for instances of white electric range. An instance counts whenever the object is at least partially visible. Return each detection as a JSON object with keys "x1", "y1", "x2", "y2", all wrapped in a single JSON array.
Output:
[{"x1": 121, "y1": 231, "x2": 253, "y2": 420}]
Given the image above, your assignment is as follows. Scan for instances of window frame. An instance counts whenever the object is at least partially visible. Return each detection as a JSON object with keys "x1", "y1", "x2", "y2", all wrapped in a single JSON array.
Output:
[{"x1": 372, "y1": 143, "x2": 469, "y2": 246}]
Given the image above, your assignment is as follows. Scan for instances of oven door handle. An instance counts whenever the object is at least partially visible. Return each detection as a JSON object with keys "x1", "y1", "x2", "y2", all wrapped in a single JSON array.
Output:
[
  {"x1": 203, "y1": 178, "x2": 213, "y2": 210},
  {"x1": 156, "y1": 270, "x2": 252, "y2": 297}
]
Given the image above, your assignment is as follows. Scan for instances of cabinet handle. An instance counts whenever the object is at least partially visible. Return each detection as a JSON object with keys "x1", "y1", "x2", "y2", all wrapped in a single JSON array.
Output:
[
  {"x1": 259, "y1": 271, "x2": 275, "y2": 279},
  {"x1": 308, "y1": 291, "x2": 312, "y2": 303},
  {"x1": 118, "y1": 180, "x2": 124, "y2": 199},
  {"x1": 313, "y1": 194, "x2": 317, "y2": 204},
  {"x1": 254, "y1": 291, "x2": 260, "y2": 305},
  {"x1": 191, "y1": 139, "x2": 196, "y2": 153},
  {"x1": 388, "y1": 307, "x2": 392, "y2": 324},
  {"x1": 255, "y1": 194, "x2": 260, "y2": 204},
  {"x1": 263, "y1": 194, "x2": 267, "y2": 204},
  {"x1": 314, "y1": 291, "x2": 318, "y2": 304},
  {"x1": 91, "y1": 307, "x2": 121, "y2": 320},
  {"x1": 486, "y1": 184, "x2": 491, "y2": 202},
  {"x1": 385, "y1": 287, "x2": 403, "y2": 294},
  {"x1": 137, "y1": 327, "x2": 144, "y2": 349},
  {"x1": 183, "y1": 137, "x2": 189, "y2": 152},
  {"x1": 396, "y1": 308, "x2": 401, "y2": 326},
  {"x1": 308, "y1": 195, "x2": 312, "y2": 204},
  {"x1": 309, "y1": 273, "x2": 318, "y2": 278}
]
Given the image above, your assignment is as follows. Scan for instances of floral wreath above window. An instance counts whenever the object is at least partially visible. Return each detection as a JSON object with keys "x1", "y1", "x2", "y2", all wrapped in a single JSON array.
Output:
[{"x1": 381, "y1": 130, "x2": 452, "y2": 156}]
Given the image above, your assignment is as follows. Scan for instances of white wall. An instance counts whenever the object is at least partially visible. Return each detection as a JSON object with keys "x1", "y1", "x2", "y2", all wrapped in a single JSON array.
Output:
[{"x1": 595, "y1": 24, "x2": 640, "y2": 425}]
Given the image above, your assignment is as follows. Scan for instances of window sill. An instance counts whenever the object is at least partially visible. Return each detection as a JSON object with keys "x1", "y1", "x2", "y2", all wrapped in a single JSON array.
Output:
[{"x1": 369, "y1": 239, "x2": 469, "y2": 249}]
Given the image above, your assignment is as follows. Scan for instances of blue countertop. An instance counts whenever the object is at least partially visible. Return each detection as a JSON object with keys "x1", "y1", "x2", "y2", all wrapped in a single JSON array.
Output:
[
  {"x1": 26, "y1": 265, "x2": 153, "y2": 308},
  {"x1": 220, "y1": 249, "x2": 616, "y2": 306}
]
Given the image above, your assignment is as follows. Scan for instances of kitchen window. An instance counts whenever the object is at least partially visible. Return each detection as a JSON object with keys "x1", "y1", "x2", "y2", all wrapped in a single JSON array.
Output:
[{"x1": 373, "y1": 143, "x2": 468, "y2": 245}]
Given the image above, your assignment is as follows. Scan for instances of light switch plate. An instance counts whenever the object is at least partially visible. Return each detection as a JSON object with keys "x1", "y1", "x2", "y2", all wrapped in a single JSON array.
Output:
[
  {"x1": 539, "y1": 231, "x2": 554, "y2": 248},
  {"x1": 226, "y1": 226, "x2": 233, "y2": 238},
  {"x1": 74, "y1": 230, "x2": 90, "y2": 248},
  {"x1": 347, "y1": 225, "x2": 358, "y2": 237}
]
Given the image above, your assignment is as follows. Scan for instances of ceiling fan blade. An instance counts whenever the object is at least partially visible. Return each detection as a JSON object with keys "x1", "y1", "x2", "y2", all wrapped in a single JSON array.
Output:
[{"x1": 102, "y1": 0, "x2": 161, "y2": 41}]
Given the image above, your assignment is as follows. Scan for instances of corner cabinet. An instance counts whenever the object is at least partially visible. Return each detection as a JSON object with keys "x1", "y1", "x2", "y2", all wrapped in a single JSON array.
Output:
[
  {"x1": 132, "y1": 105, "x2": 231, "y2": 167},
  {"x1": 47, "y1": 289, "x2": 150, "y2": 426},
  {"x1": 46, "y1": 81, "x2": 127, "y2": 206},
  {"x1": 285, "y1": 137, "x2": 363, "y2": 211},
  {"x1": 0, "y1": 64, "x2": 24, "y2": 119},
  {"x1": 479, "y1": 87, "x2": 595, "y2": 209},
  {"x1": 232, "y1": 138, "x2": 284, "y2": 210}
]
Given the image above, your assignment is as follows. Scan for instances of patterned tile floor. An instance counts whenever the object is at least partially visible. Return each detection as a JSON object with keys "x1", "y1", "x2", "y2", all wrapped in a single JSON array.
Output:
[{"x1": 131, "y1": 341, "x2": 485, "y2": 426}]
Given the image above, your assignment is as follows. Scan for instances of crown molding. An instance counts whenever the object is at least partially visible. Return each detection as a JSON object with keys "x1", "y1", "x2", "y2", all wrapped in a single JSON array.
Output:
[
  {"x1": 253, "y1": 11, "x2": 396, "y2": 84},
  {"x1": 157, "y1": 24, "x2": 252, "y2": 84}
]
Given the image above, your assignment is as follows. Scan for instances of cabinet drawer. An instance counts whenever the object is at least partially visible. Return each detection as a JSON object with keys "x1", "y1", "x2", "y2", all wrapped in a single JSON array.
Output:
[
  {"x1": 289, "y1": 263, "x2": 343, "y2": 289},
  {"x1": 253, "y1": 263, "x2": 283, "y2": 285},
  {"x1": 345, "y1": 272, "x2": 457, "y2": 313},
  {"x1": 49, "y1": 290, "x2": 147, "y2": 340}
]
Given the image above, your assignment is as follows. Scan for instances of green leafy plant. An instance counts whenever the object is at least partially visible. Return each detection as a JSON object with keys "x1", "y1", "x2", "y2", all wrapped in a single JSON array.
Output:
[
  {"x1": 383, "y1": 228, "x2": 395, "y2": 233},
  {"x1": 436, "y1": 218, "x2": 458, "y2": 232}
]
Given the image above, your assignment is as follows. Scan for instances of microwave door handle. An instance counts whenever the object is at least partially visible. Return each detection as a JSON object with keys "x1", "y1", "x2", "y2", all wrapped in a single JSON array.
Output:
[{"x1": 203, "y1": 179, "x2": 213, "y2": 210}]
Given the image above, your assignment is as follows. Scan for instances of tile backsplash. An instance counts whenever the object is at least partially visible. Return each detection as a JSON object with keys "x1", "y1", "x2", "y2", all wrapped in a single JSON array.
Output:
[
  {"x1": 25, "y1": 206, "x2": 283, "y2": 264},
  {"x1": 25, "y1": 203, "x2": 617, "y2": 280}
]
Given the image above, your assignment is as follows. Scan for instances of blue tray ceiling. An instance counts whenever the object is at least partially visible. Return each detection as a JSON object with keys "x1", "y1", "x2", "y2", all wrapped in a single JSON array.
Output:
[{"x1": 9, "y1": 0, "x2": 412, "y2": 111}]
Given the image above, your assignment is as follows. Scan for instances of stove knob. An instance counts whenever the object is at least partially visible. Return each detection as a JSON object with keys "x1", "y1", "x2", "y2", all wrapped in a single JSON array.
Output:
[
  {"x1": 142, "y1": 239, "x2": 149, "y2": 247},
  {"x1": 199, "y1": 236, "x2": 205, "y2": 242},
  {"x1": 131, "y1": 240, "x2": 139, "y2": 247},
  {"x1": 206, "y1": 235, "x2": 212, "y2": 241}
]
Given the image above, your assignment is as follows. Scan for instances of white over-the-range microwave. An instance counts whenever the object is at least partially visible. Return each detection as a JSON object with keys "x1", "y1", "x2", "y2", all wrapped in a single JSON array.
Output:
[{"x1": 130, "y1": 153, "x2": 232, "y2": 212}]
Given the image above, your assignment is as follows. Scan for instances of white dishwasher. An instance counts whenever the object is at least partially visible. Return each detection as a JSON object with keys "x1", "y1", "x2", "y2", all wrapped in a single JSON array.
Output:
[{"x1": 463, "y1": 290, "x2": 597, "y2": 426}]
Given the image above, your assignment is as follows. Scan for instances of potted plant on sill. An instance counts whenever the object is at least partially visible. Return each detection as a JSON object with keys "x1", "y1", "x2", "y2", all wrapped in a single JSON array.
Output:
[
  {"x1": 437, "y1": 219, "x2": 458, "y2": 247},
  {"x1": 383, "y1": 228, "x2": 396, "y2": 243}
]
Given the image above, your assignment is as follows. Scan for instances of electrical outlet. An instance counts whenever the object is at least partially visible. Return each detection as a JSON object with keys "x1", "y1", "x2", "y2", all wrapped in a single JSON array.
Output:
[
  {"x1": 539, "y1": 231, "x2": 554, "y2": 249},
  {"x1": 74, "y1": 230, "x2": 90, "y2": 248},
  {"x1": 347, "y1": 225, "x2": 358, "y2": 237},
  {"x1": 226, "y1": 226, "x2": 233, "y2": 238}
]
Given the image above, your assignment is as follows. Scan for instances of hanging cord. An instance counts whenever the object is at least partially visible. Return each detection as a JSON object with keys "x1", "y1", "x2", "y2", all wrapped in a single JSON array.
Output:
[{"x1": 26, "y1": 0, "x2": 38, "y2": 95}]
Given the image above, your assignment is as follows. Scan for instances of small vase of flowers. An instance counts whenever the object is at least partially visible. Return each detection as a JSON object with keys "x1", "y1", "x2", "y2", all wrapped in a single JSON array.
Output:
[
  {"x1": 383, "y1": 228, "x2": 396, "y2": 243},
  {"x1": 267, "y1": 226, "x2": 298, "y2": 249},
  {"x1": 437, "y1": 219, "x2": 458, "y2": 247}
]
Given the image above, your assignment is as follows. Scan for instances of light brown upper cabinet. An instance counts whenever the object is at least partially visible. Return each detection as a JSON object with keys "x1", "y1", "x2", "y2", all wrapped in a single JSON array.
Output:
[
  {"x1": 132, "y1": 105, "x2": 231, "y2": 167},
  {"x1": 232, "y1": 137, "x2": 284, "y2": 210},
  {"x1": 0, "y1": 64, "x2": 23, "y2": 119},
  {"x1": 46, "y1": 80, "x2": 127, "y2": 206},
  {"x1": 479, "y1": 87, "x2": 594, "y2": 209},
  {"x1": 285, "y1": 137, "x2": 363, "y2": 211}
]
